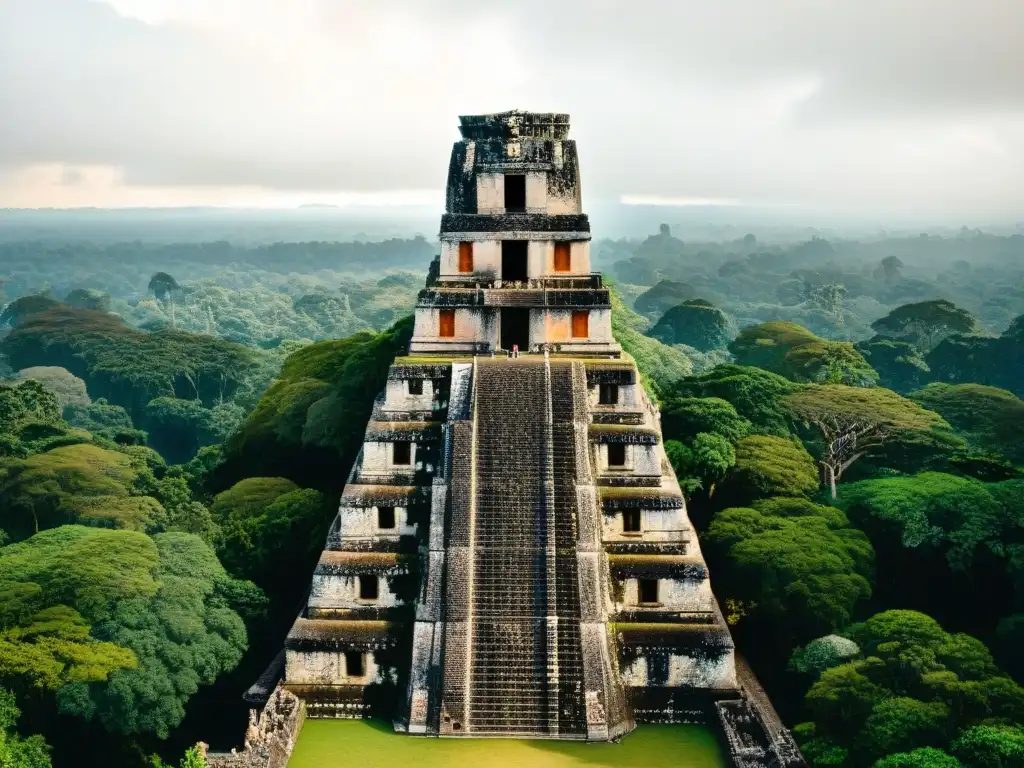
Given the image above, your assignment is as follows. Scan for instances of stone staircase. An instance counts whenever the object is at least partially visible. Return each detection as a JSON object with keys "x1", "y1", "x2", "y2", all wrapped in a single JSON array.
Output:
[
  {"x1": 466, "y1": 357, "x2": 585, "y2": 736},
  {"x1": 403, "y1": 356, "x2": 630, "y2": 739}
]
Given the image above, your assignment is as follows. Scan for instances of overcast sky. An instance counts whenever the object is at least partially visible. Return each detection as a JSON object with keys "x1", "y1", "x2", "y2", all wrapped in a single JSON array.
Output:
[{"x1": 0, "y1": 0, "x2": 1021, "y2": 221}]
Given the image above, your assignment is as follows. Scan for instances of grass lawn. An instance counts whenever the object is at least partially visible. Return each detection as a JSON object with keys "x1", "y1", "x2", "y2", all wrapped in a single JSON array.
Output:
[{"x1": 288, "y1": 719, "x2": 727, "y2": 767}]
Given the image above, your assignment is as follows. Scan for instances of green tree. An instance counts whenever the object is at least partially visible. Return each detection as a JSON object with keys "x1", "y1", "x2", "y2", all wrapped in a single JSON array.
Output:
[
  {"x1": 783, "y1": 385, "x2": 953, "y2": 497},
  {"x1": 219, "y1": 316, "x2": 413, "y2": 491},
  {"x1": 141, "y1": 398, "x2": 241, "y2": 464},
  {"x1": 671, "y1": 364, "x2": 799, "y2": 437},
  {"x1": 0, "y1": 527, "x2": 160, "y2": 621},
  {"x1": 790, "y1": 635, "x2": 861, "y2": 677},
  {"x1": 665, "y1": 433, "x2": 735, "y2": 497},
  {"x1": 0, "y1": 687, "x2": 51, "y2": 768},
  {"x1": 951, "y1": 725, "x2": 1024, "y2": 767},
  {"x1": 63, "y1": 288, "x2": 111, "y2": 314},
  {"x1": 1, "y1": 306, "x2": 258, "y2": 420},
  {"x1": 661, "y1": 396, "x2": 751, "y2": 444},
  {"x1": 806, "y1": 663, "x2": 889, "y2": 743},
  {"x1": 143, "y1": 398, "x2": 212, "y2": 463},
  {"x1": 729, "y1": 321, "x2": 879, "y2": 386},
  {"x1": 874, "y1": 747, "x2": 961, "y2": 767},
  {"x1": 705, "y1": 498, "x2": 873, "y2": 638},
  {"x1": 723, "y1": 435, "x2": 820, "y2": 503},
  {"x1": 0, "y1": 606, "x2": 136, "y2": 691},
  {"x1": 0, "y1": 296, "x2": 62, "y2": 329},
  {"x1": 63, "y1": 399, "x2": 144, "y2": 446},
  {"x1": 0, "y1": 380, "x2": 66, "y2": 456},
  {"x1": 863, "y1": 698, "x2": 949, "y2": 759},
  {"x1": 911, "y1": 383, "x2": 1024, "y2": 463},
  {"x1": 180, "y1": 746, "x2": 207, "y2": 768},
  {"x1": 798, "y1": 610, "x2": 1024, "y2": 765},
  {"x1": 839, "y1": 473, "x2": 1011, "y2": 573},
  {"x1": 210, "y1": 478, "x2": 329, "y2": 590},
  {"x1": 877, "y1": 255, "x2": 904, "y2": 282},
  {"x1": 150, "y1": 745, "x2": 209, "y2": 768},
  {"x1": 856, "y1": 337, "x2": 931, "y2": 393},
  {"x1": 0, "y1": 444, "x2": 164, "y2": 540},
  {"x1": 0, "y1": 526, "x2": 157, "y2": 694},
  {"x1": 148, "y1": 272, "x2": 180, "y2": 326},
  {"x1": 806, "y1": 283, "x2": 848, "y2": 326},
  {"x1": 871, "y1": 300, "x2": 981, "y2": 353},
  {"x1": 57, "y1": 532, "x2": 256, "y2": 738},
  {"x1": 14, "y1": 368, "x2": 90, "y2": 409},
  {"x1": 649, "y1": 299, "x2": 731, "y2": 351},
  {"x1": 633, "y1": 279, "x2": 696, "y2": 318}
]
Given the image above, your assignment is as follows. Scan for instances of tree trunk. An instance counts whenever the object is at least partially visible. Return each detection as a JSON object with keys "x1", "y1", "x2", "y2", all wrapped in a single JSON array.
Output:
[{"x1": 826, "y1": 463, "x2": 838, "y2": 499}]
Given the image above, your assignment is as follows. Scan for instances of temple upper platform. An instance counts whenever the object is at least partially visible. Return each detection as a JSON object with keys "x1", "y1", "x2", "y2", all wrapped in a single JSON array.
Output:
[{"x1": 410, "y1": 110, "x2": 618, "y2": 357}]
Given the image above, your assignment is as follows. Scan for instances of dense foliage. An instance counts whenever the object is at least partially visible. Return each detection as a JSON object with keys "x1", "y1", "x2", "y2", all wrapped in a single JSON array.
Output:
[
  {"x1": 705, "y1": 498, "x2": 874, "y2": 638},
  {"x1": 3, "y1": 222, "x2": 1024, "y2": 766},
  {"x1": 217, "y1": 316, "x2": 414, "y2": 491},
  {"x1": 1, "y1": 307, "x2": 258, "y2": 419},
  {"x1": 57, "y1": 532, "x2": 254, "y2": 739},
  {"x1": 794, "y1": 610, "x2": 1024, "y2": 767},
  {"x1": 0, "y1": 687, "x2": 51, "y2": 768},
  {"x1": 783, "y1": 385, "x2": 956, "y2": 497},
  {"x1": 729, "y1": 321, "x2": 879, "y2": 386},
  {"x1": 910, "y1": 383, "x2": 1024, "y2": 463},
  {"x1": 649, "y1": 299, "x2": 732, "y2": 351}
]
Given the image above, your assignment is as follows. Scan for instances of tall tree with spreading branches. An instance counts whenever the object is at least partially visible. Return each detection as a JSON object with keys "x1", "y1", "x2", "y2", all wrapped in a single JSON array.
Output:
[{"x1": 783, "y1": 385, "x2": 950, "y2": 498}]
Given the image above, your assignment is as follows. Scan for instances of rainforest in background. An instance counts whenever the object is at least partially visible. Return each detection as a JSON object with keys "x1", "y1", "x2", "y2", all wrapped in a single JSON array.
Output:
[{"x1": 1, "y1": 221, "x2": 1024, "y2": 767}]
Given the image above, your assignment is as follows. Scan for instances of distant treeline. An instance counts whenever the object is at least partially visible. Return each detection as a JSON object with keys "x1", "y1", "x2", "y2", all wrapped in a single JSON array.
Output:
[{"x1": 0, "y1": 236, "x2": 435, "y2": 298}]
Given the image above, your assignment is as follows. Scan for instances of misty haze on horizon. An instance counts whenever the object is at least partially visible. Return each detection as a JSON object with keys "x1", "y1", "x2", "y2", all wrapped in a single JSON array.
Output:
[{"x1": 0, "y1": 0, "x2": 1022, "y2": 226}]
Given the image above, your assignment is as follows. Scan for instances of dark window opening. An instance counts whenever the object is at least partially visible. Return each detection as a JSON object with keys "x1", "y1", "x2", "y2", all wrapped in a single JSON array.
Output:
[
  {"x1": 554, "y1": 242, "x2": 571, "y2": 272},
  {"x1": 607, "y1": 442, "x2": 627, "y2": 467},
  {"x1": 393, "y1": 441, "x2": 412, "y2": 465},
  {"x1": 345, "y1": 651, "x2": 365, "y2": 677},
  {"x1": 501, "y1": 307, "x2": 530, "y2": 352},
  {"x1": 377, "y1": 506, "x2": 396, "y2": 530},
  {"x1": 439, "y1": 309, "x2": 455, "y2": 338},
  {"x1": 359, "y1": 575, "x2": 379, "y2": 601},
  {"x1": 407, "y1": 378, "x2": 423, "y2": 395},
  {"x1": 458, "y1": 241, "x2": 473, "y2": 273},
  {"x1": 639, "y1": 578, "x2": 659, "y2": 604},
  {"x1": 504, "y1": 174, "x2": 526, "y2": 212},
  {"x1": 623, "y1": 509, "x2": 641, "y2": 533},
  {"x1": 501, "y1": 240, "x2": 529, "y2": 282},
  {"x1": 571, "y1": 310, "x2": 589, "y2": 338},
  {"x1": 599, "y1": 383, "x2": 619, "y2": 405},
  {"x1": 452, "y1": 721, "x2": 463, "y2": 732}
]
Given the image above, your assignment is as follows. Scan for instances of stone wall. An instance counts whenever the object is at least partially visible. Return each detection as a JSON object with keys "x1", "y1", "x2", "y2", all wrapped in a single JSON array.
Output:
[
  {"x1": 436, "y1": 238, "x2": 593, "y2": 281},
  {"x1": 616, "y1": 576, "x2": 715, "y2": 613},
  {"x1": 383, "y1": 378, "x2": 436, "y2": 412},
  {"x1": 595, "y1": 443, "x2": 660, "y2": 475},
  {"x1": 622, "y1": 651, "x2": 736, "y2": 689},
  {"x1": 206, "y1": 686, "x2": 305, "y2": 768},
  {"x1": 285, "y1": 648, "x2": 384, "y2": 687}
]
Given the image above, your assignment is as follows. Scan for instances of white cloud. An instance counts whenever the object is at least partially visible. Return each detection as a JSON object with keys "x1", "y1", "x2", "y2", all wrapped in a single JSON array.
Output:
[{"x1": 0, "y1": 0, "x2": 1020, "y2": 219}]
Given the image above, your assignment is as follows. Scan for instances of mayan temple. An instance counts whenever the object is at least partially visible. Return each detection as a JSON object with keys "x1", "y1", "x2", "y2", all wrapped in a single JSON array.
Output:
[{"x1": 279, "y1": 110, "x2": 743, "y2": 742}]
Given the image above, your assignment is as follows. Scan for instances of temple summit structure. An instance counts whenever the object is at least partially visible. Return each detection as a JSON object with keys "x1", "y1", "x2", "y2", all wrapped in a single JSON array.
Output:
[{"x1": 280, "y1": 110, "x2": 742, "y2": 741}]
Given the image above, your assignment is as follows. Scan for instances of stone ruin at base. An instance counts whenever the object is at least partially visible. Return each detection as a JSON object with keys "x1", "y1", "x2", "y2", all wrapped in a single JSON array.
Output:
[{"x1": 235, "y1": 111, "x2": 803, "y2": 761}]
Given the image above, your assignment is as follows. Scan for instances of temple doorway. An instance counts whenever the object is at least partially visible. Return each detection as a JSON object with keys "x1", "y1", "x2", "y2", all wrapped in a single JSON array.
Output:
[
  {"x1": 501, "y1": 240, "x2": 529, "y2": 282},
  {"x1": 504, "y1": 174, "x2": 526, "y2": 212},
  {"x1": 501, "y1": 308, "x2": 530, "y2": 352}
]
